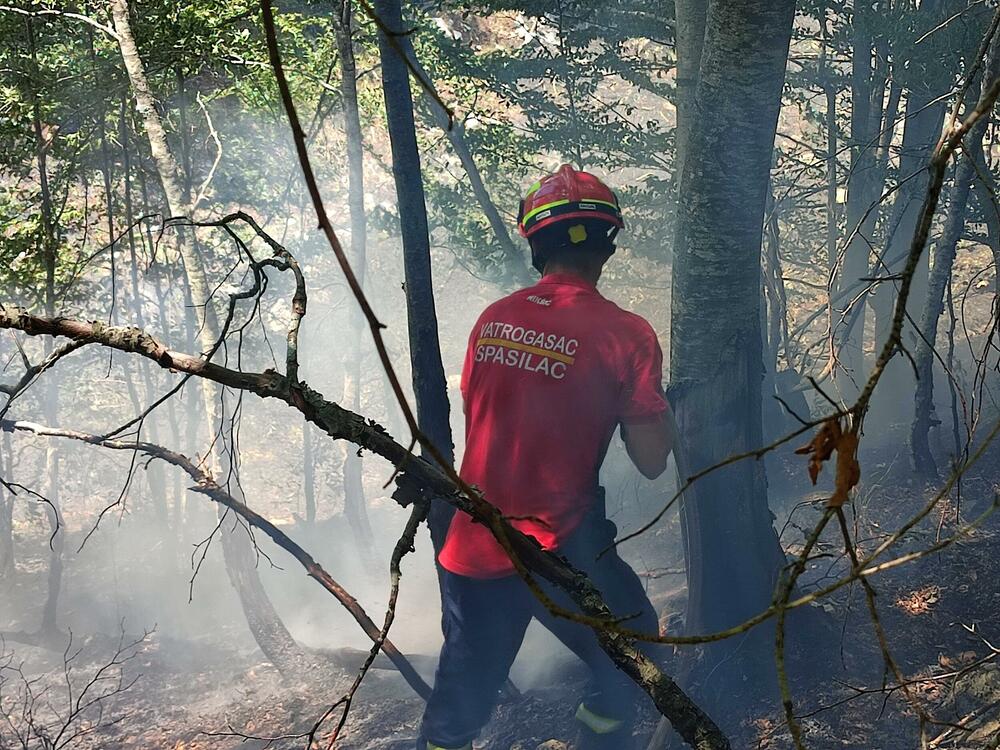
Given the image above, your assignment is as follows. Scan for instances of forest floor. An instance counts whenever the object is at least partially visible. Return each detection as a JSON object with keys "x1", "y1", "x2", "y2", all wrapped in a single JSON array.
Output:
[{"x1": 1, "y1": 425, "x2": 999, "y2": 750}]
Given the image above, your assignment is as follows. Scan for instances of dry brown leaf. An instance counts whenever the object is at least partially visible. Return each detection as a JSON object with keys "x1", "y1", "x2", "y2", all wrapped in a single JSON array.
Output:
[
  {"x1": 795, "y1": 418, "x2": 842, "y2": 485},
  {"x1": 795, "y1": 418, "x2": 861, "y2": 507},
  {"x1": 829, "y1": 430, "x2": 860, "y2": 508}
]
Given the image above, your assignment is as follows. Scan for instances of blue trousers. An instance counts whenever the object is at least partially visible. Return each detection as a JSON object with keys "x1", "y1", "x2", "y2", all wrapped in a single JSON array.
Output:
[{"x1": 419, "y1": 502, "x2": 659, "y2": 748}]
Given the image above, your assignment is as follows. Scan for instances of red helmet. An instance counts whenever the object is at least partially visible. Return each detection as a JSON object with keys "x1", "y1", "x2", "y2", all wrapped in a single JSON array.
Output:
[{"x1": 517, "y1": 164, "x2": 624, "y2": 239}]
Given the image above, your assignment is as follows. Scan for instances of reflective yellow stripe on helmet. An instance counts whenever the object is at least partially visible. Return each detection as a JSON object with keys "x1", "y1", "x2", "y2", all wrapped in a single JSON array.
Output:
[
  {"x1": 575, "y1": 702, "x2": 624, "y2": 735},
  {"x1": 521, "y1": 198, "x2": 571, "y2": 224}
]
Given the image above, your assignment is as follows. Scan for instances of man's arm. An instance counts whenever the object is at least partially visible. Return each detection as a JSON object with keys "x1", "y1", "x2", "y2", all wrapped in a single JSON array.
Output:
[
  {"x1": 620, "y1": 407, "x2": 674, "y2": 480},
  {"x1": 616, "y1": 318, "x2": 673, "y2": 479}
]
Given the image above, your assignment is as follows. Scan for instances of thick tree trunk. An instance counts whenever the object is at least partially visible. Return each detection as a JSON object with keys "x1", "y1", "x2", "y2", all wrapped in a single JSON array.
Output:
[
  {"x1": 669, "y1": 0, "x2": 794, "y2": 701},
  {"x1": 334, "y1": 1, "x2": 379, "y2": 569},
  {"x1": 911, "y1": 47, "x2": 999, "y2": 476},
  {"x1": 109, "y1": 0, "x2": 309, "y2": 675},
  {"x1": 373, "y1": 0, "x2": 456, "y2": 550}
]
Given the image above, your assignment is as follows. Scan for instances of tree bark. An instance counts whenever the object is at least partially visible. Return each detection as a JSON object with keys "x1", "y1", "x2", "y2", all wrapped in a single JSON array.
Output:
[
  {"x1": 373, "y1": 0, "x2": 456, "y2": 549},
  {"x1": 109, "y1": 0, "x2": 309, "y2": 675},
  {"x1": 672, "y1": 0, "x2": 708, "y2": 211},
  {"x1": 911, "y1": 44, "x2": 999, "y2": 476},
  {"x1": 669, "y1": 0, "x2": 795, "y2": 700}
]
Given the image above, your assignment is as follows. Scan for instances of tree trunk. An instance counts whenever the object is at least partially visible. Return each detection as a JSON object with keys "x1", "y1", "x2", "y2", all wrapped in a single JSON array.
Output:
[
  {"x1": 302, "y1": 422, "x2": 317, "y2": 525},
  {"x1": 26, "y1": 16, "x2": 64, "y2": 638},
  {"x1": 825, "y1": 74, "x2": 901, "y2": 372},
  {"x1": 971, "y1": 141, "x2": 1000, "y2": 288},
  {"x1": 836, "y1": 1, "x2": 877, "y2": 399},
  {"x1": 373, "y1": 0, "x2": 456, "y2": 550},
  {"x1": 820, "y1": 1, "x2": 838, "y2": 274},
  {"x1": 109, "y1": 0, "x2": 309, "y2": 675},
  {"x1": 669, "y1": 0, "x2": 794, "y2": 702},
  {"x1": 117, "y1": 98, "x2": 174, "y2": 542},
  {"x1": 911, "y1": 46, "x2": 999, "y2": 476},
  {"x1": 867, "y1": 1, "x2": 948, "y2": 426},
  {"x1": 0, "y1": 431, "x2": 14, "y2": 580},
  {"x1": 133, "y1": 116, "x2": 188, "y2": 532},
  {"x1": 334, "y1": 1, "x2": 379, "y2": 570}
]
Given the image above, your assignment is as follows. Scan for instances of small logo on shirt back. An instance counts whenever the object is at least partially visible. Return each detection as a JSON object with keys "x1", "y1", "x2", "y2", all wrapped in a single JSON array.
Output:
[{"x1": 527, "y1": 295, "x2": 551, "y2": 306}]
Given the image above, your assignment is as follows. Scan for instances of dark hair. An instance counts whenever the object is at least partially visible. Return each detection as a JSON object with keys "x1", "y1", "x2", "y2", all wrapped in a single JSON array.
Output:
[{"x1": 527, "y1": 218, "x2": 617, "y2": 273}]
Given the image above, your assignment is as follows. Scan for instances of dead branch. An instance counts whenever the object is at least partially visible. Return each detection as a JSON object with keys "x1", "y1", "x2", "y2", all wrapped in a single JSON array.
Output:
[{"x1": 0, "y1": 417, "x2": 432, "y2": 702}]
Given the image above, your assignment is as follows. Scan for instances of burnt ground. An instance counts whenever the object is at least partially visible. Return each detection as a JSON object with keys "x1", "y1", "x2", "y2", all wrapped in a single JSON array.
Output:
[{"x1": 1, "y1": 430, "x2": 999, "y2": 750}]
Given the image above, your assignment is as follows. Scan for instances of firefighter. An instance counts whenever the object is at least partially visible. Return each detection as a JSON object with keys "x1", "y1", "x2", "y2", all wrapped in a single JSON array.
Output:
[{"x1": 418, "y1": 164, "x2": 673, "y2": 750}]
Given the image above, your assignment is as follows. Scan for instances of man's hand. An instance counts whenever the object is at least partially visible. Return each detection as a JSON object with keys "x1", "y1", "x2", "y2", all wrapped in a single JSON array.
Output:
[{"x1": 620, "y1": 408, "x2": 674, "y2": 480}]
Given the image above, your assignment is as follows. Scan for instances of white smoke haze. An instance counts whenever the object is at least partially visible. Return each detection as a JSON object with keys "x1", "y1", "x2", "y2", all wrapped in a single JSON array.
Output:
[
  {"x1": 0, "y1": 97, "x2": 686, "y2": 745},
  {"x1": 5, "y1": 9, "x2": 1000, "y2": 746}
]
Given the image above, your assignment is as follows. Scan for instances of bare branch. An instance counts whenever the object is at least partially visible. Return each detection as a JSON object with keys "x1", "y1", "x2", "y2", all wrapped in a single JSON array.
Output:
[{"x1": 0, "y1": 417, "x2": 433, "y2": 702}]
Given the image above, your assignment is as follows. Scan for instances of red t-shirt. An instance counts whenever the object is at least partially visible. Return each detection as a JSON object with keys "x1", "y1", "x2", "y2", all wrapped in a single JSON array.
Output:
[{"x1": 438, "y1": 272, "x2": 669, "y2": 579}]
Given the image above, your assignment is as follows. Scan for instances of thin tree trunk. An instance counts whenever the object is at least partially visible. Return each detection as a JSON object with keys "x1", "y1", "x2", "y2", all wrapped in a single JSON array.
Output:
[
  {"x1": 88, "y1": 27, "x2": 118, "y2": 318},
  {"x1": 373, "y1": 0, "x2": 455, "y2": 550},
  {"x1": 27, "y1": 16, "x2": 64, "y2": 638},
  {"x1": 334, "y1": 1, "x2": 379, "y2": 568},
  {"x1": 117, "y1": 99, "x2": 172, "y2": 532},
  {"x1": 944, "y1": 281, "x2": 961, "y2": 466},
  {"x1": 971, "y1": 140, "x2": 1000, "y2": 287},
  {"x1": 836, "y1": 0, "x2": 877, "y2": 398},
  {"x1": 109, "y1": 0, "x2": 310, "y2": 674},
  {"x1": 0, "y1": 431, "x2": 14, "y2": 580},
  {"x1": 867, "y1": 0, "x2": 948, "y2": 426},
  {"x1": 911, "y1": 45, "x2": 998, "y2": 475},
  {"x1": 820, "y1": 75, "x2": 901, "y2": 365},
  {"x1": 820, "y1": 1, "x2": 838, "y2": 274},
  {"x1": 302, "y1": 423, "x2": 317, "y2": 525},
  {"x1": 132, "y1": 114, "x2": 187, "y2": 531},
  {"x1": 669, "y1": 0, "x2": 795, "y2": 710}
]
